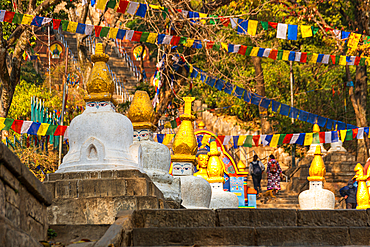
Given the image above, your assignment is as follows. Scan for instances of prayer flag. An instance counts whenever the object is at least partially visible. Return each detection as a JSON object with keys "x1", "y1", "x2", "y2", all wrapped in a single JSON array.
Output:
[
  {"x1": 140, "y1": 32, "x2": 149, "y2": 42},
  {"x1": 223, "y1": 135, "x2": 232, "y2": 145},
  {"x1": 352, "y1": 128, "x2": 358, "y2": 139},
  {"x1": 126, "y1": 2, "x2": 139, "y2": 15},
  {"x1": 171, "y1": 36, "x2": 180, "y2": 46},
  {"x1": 4, "y1": 11, "x2": 15, "y2": 23},
  {"x1": 11, "y1": 120, "x2": 23, "y2": 134},
  {"x1": 312, "y1": 132, "x2": 320, "y2": 144},
  {"x1": 312, "y1": 27, "x2": 319, "y2": 35},
  {"x1": 228, "y1": 44, "x2": 234, "y2": 53},
  {"x1": 54, "y1": 126, "x2": 68, "y2": 136},
  {"x1": 260, "y1": 98, "x2": 270, "y2": 109},
  {"x1": 52, "y1": 19, "x2": 61, "y2": 30},
  {"x1": 289, "y1": 133, "x2": 300, "y2": 144},
  {"x1": 31, "y1": 16, "x2": 43, "y2": 27},
  {"x1": 224, "y1": 82, "x2": 233, "y2": 95},
  {"x1": 277, "y1": 50, "x2": 283, "y2": 60},
  {"x1": 252, "y1": 135, "x2": 260, "y2": 147},
  {"x1": 0, "y1": 10, "x2": 6, "y2": 22},
  {"x1": 215, "y1": 79, "x2": 225, "y2": 91},
  {"x1": 304, "y1": 133, "x2": 313, "y2": 146},
  {"x1": 317, "y1": 54, "x2": 324, "y2": 63},
  {"x1": 357, "y1": 128, "x2": 364, "y2": 139},
  {"x1": 257, "y1": 48, "x2": 265, "y2": 57},
  {"x1": 339, "y1": 56, "x2": 346, "y2": 66},
  {"x1": 230, "y1": 18, "x2": 237, "y2": 28},
  {"x1": 276, "y1": 23, "x2": 287, "y2": 39},
  {"x1": 261, "y1": 21, "x2": 268, "y2": 30},
  {"x1": 233, "y1": 136, "x2": 239, "y2": 148},
  {"x1": 282, "y1": 50, "x2": 290, "y2": 61},
  {"x1": 287, "y1": 24, "x2": 298, "y2": 40},
  {"x1": 96, "y1": 0, "x2": 109, "y2": 10},
  {"x1": 106, "y1": 0, "x2": 116, "y2": 8},
  {"x1": 94, "y1": 26, "x2": 102, "y2": 37},
  {"x1": 238, "y1": 135, "x2": 247, "y2": 146},
  {"x1": 12, "y1": 13, "x2": 23, "y2": 24},
  {"x1": 157, "y1": 134, "x2": 164, "y2": 143},
  {"x1": 100, "y1": 27, "x2": 110, "y2": 37},
  {"x1": 2, "y1": 118, "x2": 14, "y2": 131},
  {"x1": 234, "y1": 86, "x2": 245, "y2": 99},
  {"x1": 109, "y1": 27, "x2": 119, "y2": 39},
  {"x1": 21, "y1": 14, "x2": 33, "y2": 25},
  {"x1": 37, "y1": 123, "x2": 50, "y2": 136},
  {"x1": 131, "y1": 31, "x2": 143, "y2": 42},
  {"x1": 117, "y1": 0, "x2": 129, "y2": 13},
  {"x1": 279, "y1": 104, "x2": 290, "y2": 116},
  {"x1": 245, "y1": 46, "x2": 253, "y2": 56},
  {"x1": 248, "y1": 20, "x2": 258, "y2": 36},
  {"x1": 319, "y1": 132, "x2": 326, "y2": 143},
  {"x1": 61, "y1": 20, "x2": 69, "y2": 31},
  {"x1": 341, "y1": 31, "x2": 350, "y2": 40},
  {"x1": 146, "y1": 33, "x2": 158, "y2": 44},
  {"x1": 250, "y1": 47, "x2": 259, "y2": 56},
  {"x1": 317, "y1": 116, "x2": 327, "y2": 127},
  {"x1": 340, "y1": 130, "x2": 347, "y2": 142},
  {"x1": 192, "y1": 40, "x2": 202, "y2": 49},
  {"x1": 251, "y1": 94, "x2": 262, "y2": 106},
  {"x1": 268, "y1": 49, "x2": 278, "y2": 60},
  {"x1": 163, "y1": 134, "x2": 175, "y2": 145},
  {"x1": 184, "y1": 39, "x2": 194, "y2": 47},
  {"x1": 125, "y1": 30, "x2": 134, "y2": 40},
  {"x1": 263, "y1": 48, "x2": 271, "y2": 57},
  {"x1": 278, "y1": 134, "x2": 286, "y2": 145},
  {"x1": 76, "y1": 23, "x2": 86, "y2": 34},
  {"x1": 307, "y1": 113, "x2": 317, "y2": 124},
  {"x1": 20, "y1": 121, "x2": 33, "y2": 134},
  {"x1": 67, "y1": 21, "x2": 78, "y2": 33},
  {"x1": 288, "y1": 51, "x2": 296, "y2": 61},
  {"x1": 301, "y1": 25, "x2": 313, "y2": 38},
  {"x1": 345, "y1": 129, "x2": 353, "y2": 141},
  {"x1": 136, "y1": 3, "x2": 147, "y2": 17},
  {"x1": 237, "y1": 19, "x2": 248, "y2": 35},
  {"x1": 283, "y1": 134, "x2": 293, "y2": 144},
  {"x1": 268, "y1": 22, "x2": 277, "y2": 29},
  {"x1": 199, "y1": 13, "x2": 207, "y2": 24},
  {"x1": 270, "y1": 134, "x2": 280, "y2": 147},
  {"x1": 46, "y1": 125, "x2": 57, "y2": 136},
  {"x1": 289, "y1": 107, "x2": 299, "y2": 119},
  {"x1": 324, "y1": 131, "x2": 332, "y2": 143},
  {"x1": 243, "y1": 135, "x2": 254, "y2": 147},
  {"x1": 300, "y1": 52, "x2": 308, "y2": 63},
  {"x1": 271, "y1": 100, "x2": 280, "y2": 112},
  {"x1": 244, "y1": 91, "x2": 251, "y2": 103},
  {"x1": 310, "y1": 53, "x2": 319, "y2": 63},
  {"x1": 27, "y1": 122, "x2": 41, "y2": 135}
]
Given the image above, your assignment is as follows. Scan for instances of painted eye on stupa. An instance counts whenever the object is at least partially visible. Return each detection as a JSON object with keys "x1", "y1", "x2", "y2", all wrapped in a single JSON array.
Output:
[
  {"x1": 98, "y1": 102, "x2": 108, "y2": 107},
  {"x1": 133, "y1": 134, "x2": 138, "y2": 138},
  {"x1": 140, "y1": 133, "x2": 148, "y2": 137},
  {"x1": 87, "y1": 102, "x2": 96, "y2": 107}
]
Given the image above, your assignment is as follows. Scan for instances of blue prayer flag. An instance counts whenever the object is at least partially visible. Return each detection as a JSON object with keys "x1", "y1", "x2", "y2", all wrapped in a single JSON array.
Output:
[
  {"x1": 31, "y1": 16, "x2": 43, "y2": 27},
  {"x1": 279, "y1": 104, "x2": 290, "y2": 116},
  {"x1": 244, "y1": 91, "x2": 251, "y2": 103},
  {"x1": 116, "y1": 29, "x2": 126, "y2": 40},
  {"x1": 317, "y1": 116, "x2": 327, "y2": 127},
  {"x1": 289, "y1": 107, "x2": 299, "y2": 119},
  {"x1": 234, "y1": 86, "x2": 245, "y2": 99},
  {"x1": 271, "y1": 100, "x2": 281, "y2": 112},
  {"x1": 346, "y1": 56, "x2": 352, "y2": 63},
  {"x1": 341, "y1": 31, "x2": 350, "y2": 40},
  {"x1": 190, "y1": 69, "x2": 198, "y2": 78},
  {"x1": 228, "y1": 44, "x2": 234, "y2": 53},
  {"x1": 347, "y1": 124, "x2": 357, "y2": 129},
  {"x1": 365, "y1": 127, "x2": 369, "y2": 137},
  {"x1": 91, "y1": 0, "x2": 96, "y2": 6},
  {"x1": 233, "y1": 136, "x2": 239, "y2": 148},
  {"x1": 157, "y1": 34, "x2": 166, "y2": 44},
  {"x1": 337, "y1": 121, "x2": 346, "y2": 130},
  {"x1": 224, "y1": 82, "x2": 234, "y2": 95},
  {"x1": 237, "y1": 19, "x2": 248, "y2": 34},
  {"x1": 296, "y1": 133, "x2": 305, "y2": 145},
  {"x1": 197, "y1": 135, "x2": 203, "y2": 147},
  {"x1": 307, "y1": 113, "x2": 317, "y2": 124},
  {"x1": 287, "y1": 24, "x2": 298, "y2": 40},
  {"x1": 157, "y1": 134, "x2": 165, "y2": 143},
  {"x1": 317, "y1": 54, "x2": 324, "y2": 63},
  {"x1": 298, "y1": 110, "x2": 308, "y2": 122},
  {"x1": 27, "y1": 122, "x2": 41, "y2": 135},
  {"x1": 288, "y1": 51, "x2": 296, "y2": 61},
  {"x1": 260, "y1": 98, "x2": 271, "y2": 109},
  {"x1": 136, "y1": 3, "x2": 147, "y2": 18},
  {"x1": 192, "y1": 40, "x2": 202, "y2": 49},
  {"x1": 265, "y1": 135, "x2": 273, "y2": 145},
  {"x1": 200, "y1": 73, "x2": 206, "y2": 82},
  {"x1": 76, "y1": 23, "x2": 86, "y2": 34},
  {"x1": 257, "y1": 48, "x2": 265, "y2": 57},
  {"x1": 215, "y1": 79, "x2": 225, "y2": 91},
  {"x1": 331, "y1": 131, "x2": 339, "y2": 142},
  {"x1": 326, "y1": 119, "x2": 333, "y2": 130},
  {"x1": 250, "y1": 94, "x2": 262, "y2": 106},
  {"x1": 188, "y1": 12, "x2": 199, "y2": 23}
]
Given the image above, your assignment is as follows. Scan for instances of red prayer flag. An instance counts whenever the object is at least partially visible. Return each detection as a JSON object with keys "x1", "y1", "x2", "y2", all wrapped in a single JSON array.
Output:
[
  {"x1": 4, "y1": 11, "x2": 15, "y2": 23},
  {"x1": 238, "y1": 45, "x2": 247, "y2": 55},
  {"x1": 268, "y1": 22, "x2": 278, "y2": 29},
  {"x1": 300, "y1": 52, "x2": 308, "y2": 63},
  {"x1": 131, "y1": 31, "x2": 142, "y2": 42},
  {"x1": 330, "y1": 55, "x2": 336, "y2": 64},
  {"x1": 170, "y1": 36, "x2": 181, "y2": 46},
  {"x1": 324, "y1": 27, "x2": 333, "y2": 32},
  {"x1": 217, "y1": 135, "x2": 225, "y2": 144},
  {"x1": 117, "y1": 0, "x2": 129, "y2": 13},
  {"x1": 354, "y1": 56, "x2": 361, "y2": 66},
  {"x1": 11, "y1": 120, "x2": 23, "y2": 134},
  {"x1": 220, "y1": 17, "x2": 230, "y2": 27},
  {"x1": 283, "y1": 134, "x2": 293, "y2": 144},
  {"x1": 206, "y1": 41, "x2": 214, "y2": 49},
  {"x1": 252, "y1": 135, "x2": 260, "y2": 147},
  {"x1": 52, "y1": 19, "x2": 61, "y2": 30},
  {"x1": 175, "y1": 117, "x2": 181, "y2": 126},
  {"x1": 54, "y1": 125, "x2": 67, "y2": 136},
  {"x1": 352, "y1": 128, "x2": 358, "y2": 139},
  {"x1": 268, "y1": 49, "x2": 278, "y2": 60},
  {"x1": 319, "y1": 132, "x2": 326, "y2": 144},
  {"x1": 94, "y1": 26, "x2": 102, "y2": 37}
]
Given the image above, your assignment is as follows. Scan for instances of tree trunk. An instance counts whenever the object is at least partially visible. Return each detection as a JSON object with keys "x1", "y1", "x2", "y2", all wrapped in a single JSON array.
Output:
[{"x1": 251, "y1": 56, "x2": 271, "y2": 134}]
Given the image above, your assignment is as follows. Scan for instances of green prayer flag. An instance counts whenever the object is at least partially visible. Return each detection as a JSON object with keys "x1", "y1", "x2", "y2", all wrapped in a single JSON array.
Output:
[
  {"x1": 61, "y1": 20, "x2": 69, "y2": 31},
  {"x1": 243, "y1": 135, "x2": 253, "y2": 147},
  {"x1": 162, "y1": 7, "x2": 169, "y2": 19},
  {"x1": 179, "y1": 37, "x2": 187, "y2": 45},
  {"x1": 245, "y1": 46, "x2": 253, "y2": 56},
  {"x1": 277, "y1": 50, "x2": 284, "y2": 60},
  {"x1": 312, "y1": 133, "x2": 320, "y2": 144},
  {"x1": 261, "y1": 21, "x2": 268, "y2": 31},
  {"x1": 277, "y1": 134, "x2": 286, "y2": 145},
  {"x1": 140, "y1": 32, "x2": 150, "y2": 42},
  {"x1": 3, "y1": 118, "x2": 14, "y2": 131},
  {"x1": 363, "y1": 36, "x2": 370, "y2": 44},
  {"x1": 212, "y1": 43, "x2": 220, "y2": 51},
  {"x1": 335, "y1": 55, "x2": 340, "y2": 64},
  {"x1": 100, "y1": 27, "x2": 110, "y2": 37},
  {"x1": 209, "y1": 15, "x2": 218, "y2": 25},
  {"x1": 12, "y1": 13, "x2": 23, "y2": 24},
  {"x1": 311, "y1": 26, "x2": 319, "y2": 35},
  {"x1": 345, "y1": 129, "x2": 353, "y2": 141},
  {"x1": 360, "y1": 58, "x2": 366, "y2": 66},
  {"x1": 170, "y1": 120, "x2": 177, "y2": 129},
  {"x1": 46, "y1": 125, "x2": 58, "y2": 136},
  {"x1": 106, "y1": 0, "x2": 116, "y2": 9}
]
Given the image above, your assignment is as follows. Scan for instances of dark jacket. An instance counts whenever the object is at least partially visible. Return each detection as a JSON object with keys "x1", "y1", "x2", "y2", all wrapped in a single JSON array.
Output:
[{"x1": 339, "y1": 180, "x2": 357, "y2": 204}]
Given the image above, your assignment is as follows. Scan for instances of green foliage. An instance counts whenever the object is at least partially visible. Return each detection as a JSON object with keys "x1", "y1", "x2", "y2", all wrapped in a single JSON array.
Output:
[
  {"x1": 21, "y1": 62, "x2": 44, "y2": 86},
  {"x1": 47, "y1": 229, "x2": 57, "y2": 240}
]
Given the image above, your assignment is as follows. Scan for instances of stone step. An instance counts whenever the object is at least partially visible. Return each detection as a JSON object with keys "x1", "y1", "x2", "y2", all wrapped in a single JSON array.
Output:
[{"x1": 257, "y1": 204, "x2": 299, "y2": 209}]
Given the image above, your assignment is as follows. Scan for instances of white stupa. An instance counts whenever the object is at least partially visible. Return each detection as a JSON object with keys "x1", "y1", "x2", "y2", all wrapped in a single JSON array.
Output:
[
  {"x1": 127, "y1": 91, "x2": 181, "y2": 205},
  {"x1": 307, "y1": 124, "x2": 327, "y2": 155},
  {"x1": 57, "y1": 43, "x2": 143, "y2": 173}
]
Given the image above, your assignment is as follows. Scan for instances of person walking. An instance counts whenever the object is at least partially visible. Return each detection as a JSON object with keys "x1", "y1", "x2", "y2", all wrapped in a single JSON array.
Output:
[
  {"x1": 339, "y1": 179, "x2": 357, "y2": 209},
  {"x1": 249, "y1": 154, "x2": 265, "y2": 196},
  {"x1": 267, "y1": 154, "x2": 283, "y2": 195}
]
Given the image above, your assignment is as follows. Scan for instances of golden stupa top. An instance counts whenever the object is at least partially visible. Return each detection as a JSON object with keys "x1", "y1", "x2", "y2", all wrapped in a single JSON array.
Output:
[
  {"x1": 313, "y1": 123, "x2": 320, "y2": 133},
  {"x1": 198, "y1": 121, "x2": 205, "y2": 129},
  {"x1": 237, "y1": 161, "x2": 247, "y2": 171},
  {"x1": 84, "y1": 43, "x2": 117, "y2": 105},
  {"x1": 171, "y1": 97, "x2": 197, "y2": 163},
  {"x1": 308, "y1": 146, "x2": 326, "y2": 181},
  {"x1": 207, "y1": 141, "x2": 224, "y2": 183},
  {"x1": 127, "y1": 91, "x2": 156, "y2": 131},
  {"x1": 353, "y1": 163, "x2": 365, "y2": 180}
]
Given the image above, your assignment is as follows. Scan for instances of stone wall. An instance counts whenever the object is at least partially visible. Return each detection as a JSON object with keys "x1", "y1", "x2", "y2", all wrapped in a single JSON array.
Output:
[{"x1": 0, "y1": 143, "x2": 52, "y2": 245}]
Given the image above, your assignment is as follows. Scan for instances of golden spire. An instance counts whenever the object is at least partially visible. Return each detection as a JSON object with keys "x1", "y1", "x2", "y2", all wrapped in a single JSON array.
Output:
[
  {"x1": 198, "y1": 121, "x2": 205, "y2": 129},
  {"x1": 206, "y1": 141, "x2": 225, "y2": 183},
  {"x1": 307, "y1": 146, "x2": 326, "y2": 181},
  {"x1": 127, "y1": 91, "x2": 156, "y2": 131},
  {"x1": 84, "y1": 43, "x2": 116, "y2": 105},
  {"x1": 353, "y1": 163, "x2": 370, "y2": 209},
  {"x1": 171, "y1": 97, "x2": 197, "y2": 163},
  {"x1": 313, "y1": 123, "x2": 320, "y2": 133},
  {"x1": 237, "y1": 160, "x2": 247, "y2": 172}
]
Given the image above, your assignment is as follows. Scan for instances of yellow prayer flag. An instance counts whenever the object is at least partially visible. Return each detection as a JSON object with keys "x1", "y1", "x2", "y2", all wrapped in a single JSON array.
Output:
[
  {"x1": 269, "y1": 134, "x2": 280, "y2": 147},
  {"x1": 339, "y1": 56, "x2": 347, "y2": 66},
  {"x1": 301, "y1": 25, "x2": 313, "y2": 38},
  {"x1": 146, "y1": 33, "x2": 158, "y2": 44},
  {"x1": 221, "y1": 42, "x2": 228, "y2": 51},
  {"x1": 96, "y1": 0, "x2": 109, "y2": 10},
  {"x1": 348, "y1": 33, "x2": 361, "y2": 49},
  {"x1": 66, "y1": 22, "x2": 78, "y2": 33},
  {"x1": 0, "y1": 117, "x2": 5, "y2": 130},
  {"x1": 247, "y1": 20, "x2": 258, "y2": 36},
  {"x1": 37, "y1": 123, "x2": 50, "y2": 136},
  {"x1": 21, "y1": 14, "x2": 34, "y2": 25},
  {"x1": 282, "y1": 50, "x2": 290, "y2": 61},
  {"x1": 163, "y1": 134, "x2": 175, "y2": 145},
  {"x1": 199, "y1": 13, "x2": 207, "y2": 24},
  {"x1": 310, "y1": 53, "x2": 318, "y2": 63},
  {"x1": 202, "y1": 134, "x2": 211, "y2": 146},
  {"x1": 109, "y1": 27, "x2": 119, "y2": 39},
  {"x1": 238, "y1": 135, "x2": 247, "y2": 146},
  {"x1": 304, "y1": 133, "x2": 313, "y2": 146},
  {"x1": 340, "y1": 130, "x2": 347, "y2": 142},
  {"x1": 184, "y1": 39, "x2": 194, "y2": 47},
  {"x1": 149, "y1": 4, "x2": 164, "y2": 10},
  {"x1": 250, "y1": 47, "x2": 259, "y2": 56}
]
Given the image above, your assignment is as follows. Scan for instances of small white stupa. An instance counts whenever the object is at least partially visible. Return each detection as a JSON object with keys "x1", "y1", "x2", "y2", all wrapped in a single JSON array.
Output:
[
  {"x1": 328, "y1": 126, "x2": 346, "y2": 152},
  {"x1": 171, "y1": 97, "x2": 212, "y2": 209},
  {"x1": 127, "y1": 91, "x2": 181, "y2": 205},
  {"x1": 307, "y1": 124, "x2": 327, "y2": 155},
  {"x1": 299, "y1": 146, "x2": 335, "y2": 209},
  {"x1": 206, "y1": 141, "x2": 239, "y2": 209},
  {"x1": 57, "y1": 43, "x2": 143, "y2": 173}
]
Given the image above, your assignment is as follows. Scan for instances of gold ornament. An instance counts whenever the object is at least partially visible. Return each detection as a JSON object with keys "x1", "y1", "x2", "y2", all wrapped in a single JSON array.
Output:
[
  {"x1": 194, "y1": 152, "x2": 209, "y2": 180},
  {"x1": 353, "y1": 163, "x2": 370, "y2": 209},
  {"x1": 237, "y1": 160, "x2": 247, "y2": 172},
  {"x1": 206, "y1": 141, "x2": 225, "y2": 183},
  {"x1": 307, "y1": 145, "x2": 326, "y2": 181},
  {"x1": 84, "y1": 43, "x2": 116, "y2": 105},
  {"x1": 171, "y1": 97, "x2": 197, "y2": 163},
  {"x1": 127, "y1": 91, "x2": 156, "y2": 131},
  {"x1": 198, "y1": 121, "x2": 205, "y2": 129},
  {"x1": 313, "y1": 123, "x2": 320, "y2": 133}
]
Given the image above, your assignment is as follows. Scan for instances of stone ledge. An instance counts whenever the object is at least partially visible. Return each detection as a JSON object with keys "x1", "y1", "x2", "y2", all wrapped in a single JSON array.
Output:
[{"x1": 0, "y1": 143, "x2": 52, "y2": 206}]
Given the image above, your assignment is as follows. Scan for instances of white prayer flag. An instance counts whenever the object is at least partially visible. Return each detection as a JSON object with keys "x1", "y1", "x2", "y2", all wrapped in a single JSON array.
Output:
[
  {"x1": 230, "y1": 18, "x2": 238, "y2": 29},
  {"x1": 0, "y1": 10, "x2": 5, "y2": 22},
  {"x1": 181, "y1": 10, "x2": 189, "y2": 18},
  {"x1": 333, "y1": 29, "x2": 341, "y2": 39},
  {"x1": 347, "y1": 56, "x2": 356, "y2": 65},
  {"x1": 233, "y1": 45, "x2": 240, "y2": 53},
  {"x1": 223, "y1": 135, "x2": 232, "y2": 145},
  {"x1": 357, "y1": 128, "x2": 364, "y2": 139},
  {"x1": 325, "y1": 131, "x2": 332, "y2": 143},
  {"x1": 294, "y1": 52, "x2": 301, "y2": 62},
  {"x1": 276, "y1": 23, "x2": 287, "y2": 39},
  {"x1": 261, "y1": 135, "x2": 267, "y2": 146},
  {"x1": 289, "y1": 133, "x2": 300, "y2": 144},
  {"x1": 125, "y1": 30, "x2": 134, "y2": 40},
  {"x1": 162, "y1": 35, "x2": 173, "y2": 44},
  {"x1": 41, "y1": 17, "x2": 52, "y2": 25},
  {"x1": 126, "y1": 2, "x2": 139, "y2": 15},
  {"x1": 263, "y1": 48, "x2": 271, "y2": 57},
  {"x1": 21, "y1": 121, "x2": 33, "y2": 134},
  {"x1": 85, "y1": 24, "x2": 94, "y2": 35},
  {"x1": 322, "y1": 54, "x2": 330, "y2": 64}
]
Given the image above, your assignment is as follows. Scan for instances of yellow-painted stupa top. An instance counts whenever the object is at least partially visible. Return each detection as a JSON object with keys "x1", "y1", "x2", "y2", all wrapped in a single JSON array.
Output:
[
  {"x1": 353, "y1": 163, "x2": 370, "y2": 209},
  {"x1": 127, "y1": 91, "x2": 156, "y2": 131},
  {"x1": 307, "y1": 145, "x2": 326, "y2": 181},
  {"x1": 84, "y1": 43, "x2": 116, "y2": 105},
  {"x1": 206, "y1": 141, "x2": 225, "y2": 183},
  {"x1": 313, "y1": 123, "x2": 320, "y2": 133},
  {"x1": 198, "y1": 121, "x2": 205, "y2": 129},
  {"x1": 237, "y1": 160, "x2": 247, "y2": 172},
  {"x1": 171, "y1": 97, "x2": 197, "y2": 163}
]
